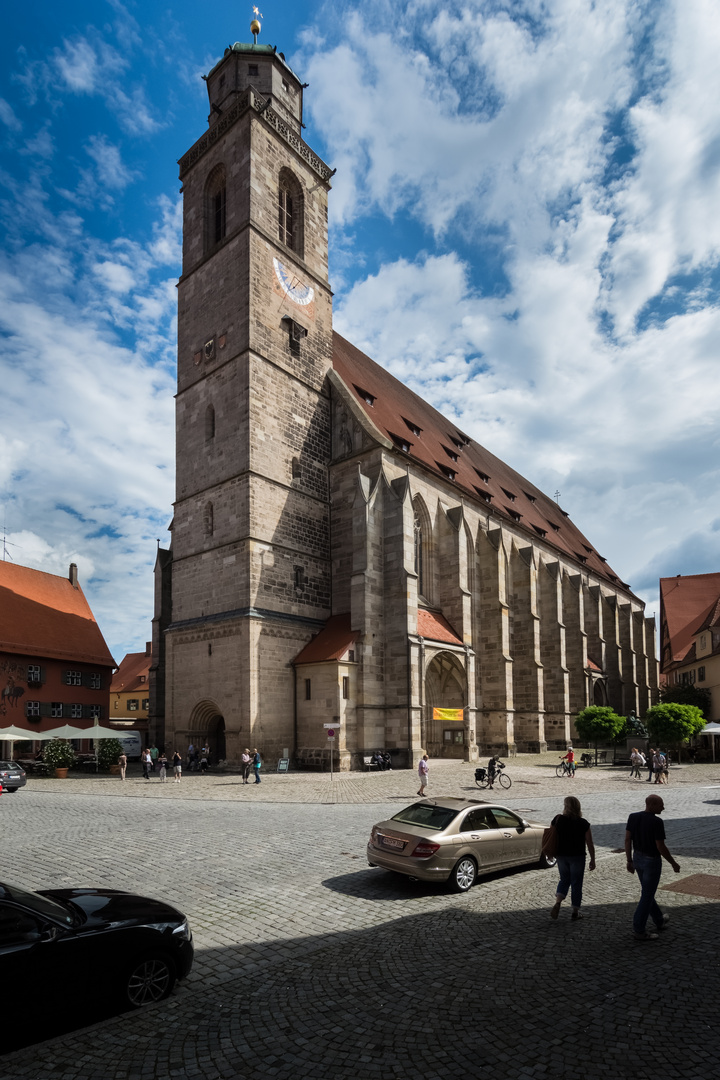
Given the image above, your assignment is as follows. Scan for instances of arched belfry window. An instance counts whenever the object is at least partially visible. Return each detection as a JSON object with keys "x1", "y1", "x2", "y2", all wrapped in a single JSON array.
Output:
[
  {"x1": 204, "y1": 164, "x2": 227, "y2": 253},
  {"x1": 278, "y1": 167, "x2": 303, "y2": 257}
]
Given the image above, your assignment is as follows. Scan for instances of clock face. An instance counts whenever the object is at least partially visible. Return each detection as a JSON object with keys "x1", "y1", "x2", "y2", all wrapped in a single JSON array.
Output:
[{"x1": 273, "y1": 258, "x2": 314, "y2": 307}]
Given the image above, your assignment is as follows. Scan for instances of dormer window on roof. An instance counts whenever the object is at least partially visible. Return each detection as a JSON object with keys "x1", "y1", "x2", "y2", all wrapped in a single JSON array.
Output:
[
  {"x1": 583, "y1": 545, "x2": 593, "y2": 554},
  {"x1": 354, "y1": 384, "x2": 375, "y2": 406},
  {"x1": 403, "y1": 417, "x2": 422, "y2": 437},
  {"x1": 457, "y1": 431, "x2": 471, "y2": 445},
  {"x1": 389, "y1": 432, "x2": 412, "y2": 453},
  {"x1": 475, "y1": 469, "x2": 490, "y2": 483},
  {"x1": 474, "y1": 487, "x2": 493, "y2": 503},
  {"x1": 598, "y1": 555, "x2": 607, "y2": 563},
  {"x1": 501, "y1": 488, "x2": 516, "y2": 501},
  {"x1": 524, "y1": 492, "x2": 537, "y2": 503},
  {"x1": 532, "y1": 525, "x2": 547, "y2": 537},
  {"x1": 507, "y1": 508, "x2": 522, "y2": 521},
  {"x1": 443, "y1": 446, "x2": 459, "y2": 463},
  {"x1": 575, "y1": 553, "x2": 587, "y2": 564},
  {"x1": 560, "y1": 509, "x2": 570, "y2": 517},
  {"x1": 438, "y1": 464, "x2": 456, "y2": 481},
  {"x1": 549, "y1": 523, "x2": 560, "y2": 532},
  {"x1": 449, "y1": 436, "x2": 464, "y2": 450}
]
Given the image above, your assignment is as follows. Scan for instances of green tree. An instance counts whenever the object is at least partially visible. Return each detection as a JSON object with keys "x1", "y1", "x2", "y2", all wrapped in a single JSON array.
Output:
[
  {"x1": 574, "y1": 706, "x2": 626, "y2": 762},
  {"x1": 659, "y1": 682, "x2": 712, "y2": 718},
  {"x1": 43, "y1": 739, "x2": 76, "y2": 770},
  {"x1": 645, "y1": 702, "x2": 705, "y2": 754},
  {"x1": 97, "y1": 738, "x2": 124, "y2": 772}
]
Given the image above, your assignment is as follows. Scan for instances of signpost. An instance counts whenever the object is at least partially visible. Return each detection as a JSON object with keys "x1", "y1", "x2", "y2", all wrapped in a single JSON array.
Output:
[{"x1": 277, "y1": 758, "x2": 290, "y2": 773}]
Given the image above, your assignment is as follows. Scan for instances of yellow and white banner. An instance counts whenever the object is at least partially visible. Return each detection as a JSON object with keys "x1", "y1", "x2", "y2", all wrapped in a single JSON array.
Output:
[{"x1": 433, "y1": 708, "x2": 464, "y2": 723}]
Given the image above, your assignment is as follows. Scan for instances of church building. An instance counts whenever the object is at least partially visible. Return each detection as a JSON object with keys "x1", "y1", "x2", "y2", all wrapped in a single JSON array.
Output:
[{"x1": 151, "y1": 31, "x2": 658, "y2": 769}]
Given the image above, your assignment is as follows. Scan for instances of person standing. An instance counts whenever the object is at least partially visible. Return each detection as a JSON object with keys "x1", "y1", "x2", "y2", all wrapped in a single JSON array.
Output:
[
  {"x1": 252, "y1": 748, "x2": 262, "y2": 784},
  {"x1": 417, "y1": 753, "x2": 429, "y2": 796},
  {"x1": 158, "y1": 752, "x2": 168, "y2": 782},
  {"x1": 549, "y1": 795, "x2": 596, "y2": 921},
  {"x1": 149, "y1": 744, "x2": 159, "y2": 772},
  {"x1": 118, "y1": 751, "x2": 127, "y2": 782},
  {"x1": 625, "y1": 794, "x2": 680, "y2": 940},
  {"x1": 630, "y1": 748, "x2": 645, "y2": 780},
  {"x1": 646, "y1": 748, "x2": 655, "y2": 782},
  {"x1": 141, "y1": 748, "x2": 152, "y2": 780},
  {"x1": 172, "y1": 750, "x2": 182, "y2": 783},
  {"x1": 241, "y1": 748, "x2": 251, "y2": 784},
  {"x1": 652, "y1": 748, "x2": 666, "y2": 785}
]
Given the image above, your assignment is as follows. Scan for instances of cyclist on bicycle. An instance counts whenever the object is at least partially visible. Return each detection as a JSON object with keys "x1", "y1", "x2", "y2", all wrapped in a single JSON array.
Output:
[
  {"x1": 561, "y1": 746, "x2": 576, "y2": 777},
  {"x1": 487, "y1": 755, "x2": 502, "y2": 788}
]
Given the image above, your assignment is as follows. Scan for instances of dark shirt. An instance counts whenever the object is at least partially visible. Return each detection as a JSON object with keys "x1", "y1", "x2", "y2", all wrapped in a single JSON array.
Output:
[
  {"x1": 552, "y1": 814, "x2": 591, "y2": 856},
  {"x1": 626, "y1": 810, "x2": 665, "y2": 858}
]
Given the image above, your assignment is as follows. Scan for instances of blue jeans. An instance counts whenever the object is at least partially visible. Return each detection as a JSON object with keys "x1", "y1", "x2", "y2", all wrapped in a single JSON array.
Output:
[
  {"x1": 556, "y1": 854, "x2": 586, "y2": 908},
  {"x1": 632, "y1": 852, "x2": 663, "y2": 934},
  {"x1": 254, "y1": 768, "x2": 261, "y2": 783}
]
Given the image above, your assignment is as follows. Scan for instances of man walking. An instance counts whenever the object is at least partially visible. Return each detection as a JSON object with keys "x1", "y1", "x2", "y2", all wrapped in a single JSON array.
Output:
[
  {"x1": 417, "y1": 753, "x2": 429, "y2": 796},
  {"x1": 625, "y1": 794, "x2": 681, "y2": 941}
]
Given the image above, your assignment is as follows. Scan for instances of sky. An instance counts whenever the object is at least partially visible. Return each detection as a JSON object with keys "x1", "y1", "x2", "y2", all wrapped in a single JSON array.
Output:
[{"x1": 1, "y1": 0, "x2": 719, "y2": 664}]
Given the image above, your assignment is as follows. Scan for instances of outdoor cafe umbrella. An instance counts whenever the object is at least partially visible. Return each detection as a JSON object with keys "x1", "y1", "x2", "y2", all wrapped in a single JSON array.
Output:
[
  {"x1": 700, "y1": 722, "x2": 720, "y2": 763},
  {"x1": 0, "y1": 725, "x2": 38, "y2": 749}
]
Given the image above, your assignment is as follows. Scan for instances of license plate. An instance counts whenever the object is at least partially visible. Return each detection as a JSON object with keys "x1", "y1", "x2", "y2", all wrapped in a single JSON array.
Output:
[
  {"x1": 380, "y1": 835, "x2": 406, "y2": 851},
  {"x1": 9, "y1": 774, "x2": 20, "y2": 780}
]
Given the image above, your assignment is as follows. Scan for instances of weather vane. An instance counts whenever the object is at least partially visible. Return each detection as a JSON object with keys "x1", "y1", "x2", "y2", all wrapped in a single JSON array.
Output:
[{"x1": 251, "y1": 6, "x2": 263, "y2": 43}]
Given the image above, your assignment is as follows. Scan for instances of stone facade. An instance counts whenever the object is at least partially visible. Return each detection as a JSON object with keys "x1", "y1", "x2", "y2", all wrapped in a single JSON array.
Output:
[{"x1": 153, "y1": 40, "x2": 659, "y2": 768}]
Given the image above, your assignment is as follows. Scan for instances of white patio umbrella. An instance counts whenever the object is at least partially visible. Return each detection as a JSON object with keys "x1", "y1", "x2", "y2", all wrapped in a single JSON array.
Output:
[
  {"x1": 701, "y1": 722, "x2": 720, "y2": 763},
  {"x1": 0, "y1": 725, "x2": 38, "y2": 753}
]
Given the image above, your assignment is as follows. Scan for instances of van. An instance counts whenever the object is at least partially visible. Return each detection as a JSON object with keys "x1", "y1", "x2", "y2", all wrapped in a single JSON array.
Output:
[{"x1": 117, "y1": 732, "x2": 143, "y2": 761}]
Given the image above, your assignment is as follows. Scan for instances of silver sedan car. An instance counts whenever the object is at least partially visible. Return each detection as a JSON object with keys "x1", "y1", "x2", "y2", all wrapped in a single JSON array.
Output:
[{"x1": 367, "y1": 797, "x2": 554, "y2": 892}]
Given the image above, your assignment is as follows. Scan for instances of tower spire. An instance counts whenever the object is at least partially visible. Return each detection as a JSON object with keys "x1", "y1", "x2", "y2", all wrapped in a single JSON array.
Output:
[{"x1": 251, "y1": 7, "x2": 262, "y2": 44}]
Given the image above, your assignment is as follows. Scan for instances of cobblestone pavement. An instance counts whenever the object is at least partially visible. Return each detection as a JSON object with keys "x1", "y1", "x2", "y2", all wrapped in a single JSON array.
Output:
[{"x1": 2, "y1": 758, "x2": 720, "y2": 1080}]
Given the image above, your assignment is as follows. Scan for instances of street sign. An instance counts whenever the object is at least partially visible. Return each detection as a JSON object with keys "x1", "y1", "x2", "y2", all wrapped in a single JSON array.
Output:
[
  {"x1": 323, "y1": 723, "x2": 340, "y2": 728},
  {"x1": 327, "y1": 729, "x2": 335, "y2": 738}
]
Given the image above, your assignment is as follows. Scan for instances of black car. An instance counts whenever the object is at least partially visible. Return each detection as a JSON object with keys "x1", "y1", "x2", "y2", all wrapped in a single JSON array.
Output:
[
  {"x1": 0, "y1": 881, "x2": 193, "y2": 1024},
  {"x1": 0, "y1": 761, "x2": 27, "y2": 792}
]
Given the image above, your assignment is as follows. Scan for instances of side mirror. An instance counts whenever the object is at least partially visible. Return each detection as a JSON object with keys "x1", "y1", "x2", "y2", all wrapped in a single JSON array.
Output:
[{"x1": 519, "y1": 820, "x2": 529, "y2": 831}]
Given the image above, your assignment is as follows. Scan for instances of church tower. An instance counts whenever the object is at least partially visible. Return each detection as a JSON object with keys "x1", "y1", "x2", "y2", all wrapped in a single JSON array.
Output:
[{"x1": 161, "y1": 29, "x2": 334, "y2": 762}]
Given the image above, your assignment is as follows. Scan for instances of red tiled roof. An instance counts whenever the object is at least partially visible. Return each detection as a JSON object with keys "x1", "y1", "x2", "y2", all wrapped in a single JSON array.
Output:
[
  {"x1": 417, "y1": 609, "x2": 463, "y2": 645},
  {"x1": 0, "y1": 562, "x2": 115, "y2": 667},
  {"x1": 331, "y1": 332, "x2": 632, "y2": 593},
  {"x1": 660, "y1": 573, "x2": 720, "y2": 666},
  {"x1": 294, "y1": 614, "x2": 357, "y2": 664},
  {"x1": 110, "y1": 650, "x2": 151, "y2": 693},
  {"x1": 587, "y1": 658, "x2": 602, "y2": 673}
]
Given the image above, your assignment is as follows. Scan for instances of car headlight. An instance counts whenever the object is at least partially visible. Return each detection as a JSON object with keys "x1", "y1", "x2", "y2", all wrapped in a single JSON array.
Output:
[{"x1": 172, "y1": 919, "x2": 191, "y2": 940}]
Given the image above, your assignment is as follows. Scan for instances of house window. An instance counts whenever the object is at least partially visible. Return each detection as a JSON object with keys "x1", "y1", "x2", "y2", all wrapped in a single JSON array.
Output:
[
  {"x1": 248, "y1": 64, "x2": 258, "y2": 76},
  {"x1": 698, "y1": 666, "x2": 706, "y2": 682},
  {"x1": 305, "y1": 678, "x2": 311, "y2": 701},
  {"x1": 142, "y1": 698, "x2": 149, "y2": 710},
  {"x1": 27, "y1": 664, "x2": 41, "y2": 682},
  {"x1": 342, "y1": 676, "x2": 350, "y2": 700},
  {"x1": 51, "y1": 703, "x2": 63, "y2": 718},
  {"x1": 71, "y1": 704, "x2": 82, "y2": 719},
  {"x1": 89, "y1": 673, "x2": 101, "y2": 690},
  {"x1": 65, "y1": 671, "x2": 82, "y2": 686},
  {"x1": 89, "y1": 705, "x2": 101, "y2": 720},
  {"x1": 26, "y1": 701, "x2": 40, "y2": 717},
  {"x1": 127, "y1": 699, "x2": 139, "y2": 711},
  {"x1": 348, "y1": 650, "x2": 355, "y2": 663},
  {"x1": 444, "y1": 729, "x2": 464, "y2": 745}
]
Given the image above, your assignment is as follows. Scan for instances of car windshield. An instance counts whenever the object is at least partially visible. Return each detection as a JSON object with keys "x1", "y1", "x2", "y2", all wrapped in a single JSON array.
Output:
[
  {"x1": 391, "y1": 804, "x2": 459, "y2": 831},
  {"x1": 0, "y1": 883, "x2": 75, "y2": 927},
  {"x1": 0, "y1": 762, "x2": 20, "y2": 770}
]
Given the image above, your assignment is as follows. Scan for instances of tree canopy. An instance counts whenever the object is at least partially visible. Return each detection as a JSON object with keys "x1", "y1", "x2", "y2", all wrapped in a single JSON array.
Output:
[
  {"x1": 645, "y1": 702, "x2": 705, "y2": 747},
  {"x1": 659, "y1": 682, "x2": 712, "y2": 718},
  {"x1": 574, "y1": 706, "x2": 626, "y2": 744}
]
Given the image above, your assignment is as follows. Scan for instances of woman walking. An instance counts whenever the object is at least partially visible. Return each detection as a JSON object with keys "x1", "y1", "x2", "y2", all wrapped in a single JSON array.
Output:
[
  {"x1": 252, "y1": 748, "x2": 262, "y2": 784},
  {"x1": 550, "y1": 795, "x2": 596, "y2": 921},
  {"x1": 630, "y1": 747, "x2": 645, "y2": 780}
]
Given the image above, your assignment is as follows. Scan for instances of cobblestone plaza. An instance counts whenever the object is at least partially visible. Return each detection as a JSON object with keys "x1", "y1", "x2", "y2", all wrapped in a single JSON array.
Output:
[{"x1": 3, "y1": 757, "x2": 720, "y2": 1080}]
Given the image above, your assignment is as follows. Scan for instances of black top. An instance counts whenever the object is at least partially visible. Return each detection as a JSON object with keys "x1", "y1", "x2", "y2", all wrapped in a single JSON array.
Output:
[
  {"x1": 626, "y1": 810, "x2": 665, "y2": 858},
  {"x1": 552, "y1": 814, "x2": 591, "y2": 856}
]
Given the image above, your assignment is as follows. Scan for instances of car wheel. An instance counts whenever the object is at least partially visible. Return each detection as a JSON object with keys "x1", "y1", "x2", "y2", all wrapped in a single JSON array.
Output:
[
  {"x1": 5, "y1": 788, "x2": 18, "y2": 793},
  {"x1": 539, "y1": 853, "x2": 557, "y2": 869},
  {"x1": 449, "y1": 856, "x2": 477, "y2": 893},
  {"x1": 123, "y1": 953, "x2": 176, "y2": 1008}
]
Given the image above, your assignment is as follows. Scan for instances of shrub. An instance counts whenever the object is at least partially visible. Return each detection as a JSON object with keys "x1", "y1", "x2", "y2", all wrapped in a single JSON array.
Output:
[
  {"x1": 43, "y1": 739, "x2": 76, "y2": 769},
  {"x1": 97, "y1": 739, "x2": 125, "y2": 772}
]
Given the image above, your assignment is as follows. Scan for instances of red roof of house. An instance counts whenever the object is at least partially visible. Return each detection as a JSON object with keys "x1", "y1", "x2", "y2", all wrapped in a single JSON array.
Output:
[
  {"x1": 417, "y1": 609, "x2": 463, "y2": 645},
  {"x1": 0, "y1": 561, "x2": 115, "y2": 667},
  {"x1": 294, "y1": 614, "x2": 357, "y2": 664},
  {"x1": 660, "y1": 573, "x2": 720, "y2": 666},
  {"x1": 332, "y1": 332, "x2": 632, "y2": 593},
  {"x1": 110, "y1": 650, "x2": 151, "y2": 693}
]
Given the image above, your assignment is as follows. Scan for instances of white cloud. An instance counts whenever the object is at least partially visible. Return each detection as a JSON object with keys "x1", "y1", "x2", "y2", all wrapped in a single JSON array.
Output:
[
  {"x1": 0, "y1": 97, "x2": 21, "y2": 131},
  {"x1": 85, "y1": 134, "x2": 136, "y2": 189}
]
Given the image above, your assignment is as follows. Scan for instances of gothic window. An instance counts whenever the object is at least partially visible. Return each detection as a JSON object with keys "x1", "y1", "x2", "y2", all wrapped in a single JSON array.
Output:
[
  {"x1": 278, "y1": 167, "x2": 303, "y2": 256},
  {"x1": 414, "y1": 511, "x2": 424, "y2": 598},
  {"x1": 205, "y1": 404, "x2": 215, "y2": 442},
  {"x1": 204, "y1": 501, "x2": 214, "y2": 536},
  {"x1": 413, "y1": 497, "x2": 433, "y2": 603},
  {"x1": 204, "y1": 164, "x2": 227, "y2": 253}
]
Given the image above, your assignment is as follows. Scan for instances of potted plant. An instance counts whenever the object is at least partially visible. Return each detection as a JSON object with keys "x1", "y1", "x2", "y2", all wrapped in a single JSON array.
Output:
[
  {"x1": 97, "y1": 739, "x2": 124, "y2": 774},
  {"x1": 43, "y1": 739, "x2": 76, "y2": 778}
]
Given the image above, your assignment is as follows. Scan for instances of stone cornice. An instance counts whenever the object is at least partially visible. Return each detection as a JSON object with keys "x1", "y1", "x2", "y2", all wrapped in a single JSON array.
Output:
[{"x1": 178, "y1": 90, "x2": 333, "y2": 182}]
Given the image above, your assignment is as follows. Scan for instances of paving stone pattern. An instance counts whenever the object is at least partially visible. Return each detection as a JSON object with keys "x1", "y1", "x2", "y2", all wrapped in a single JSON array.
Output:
[{"x1": 2, "y1": 758, "x2": 720, "y2": 1080}]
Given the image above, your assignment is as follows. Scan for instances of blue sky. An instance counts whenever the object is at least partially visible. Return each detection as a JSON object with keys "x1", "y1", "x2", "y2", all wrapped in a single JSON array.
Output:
[{"x1": 1, "y1": 0, "x2": 720, "y2": 662}]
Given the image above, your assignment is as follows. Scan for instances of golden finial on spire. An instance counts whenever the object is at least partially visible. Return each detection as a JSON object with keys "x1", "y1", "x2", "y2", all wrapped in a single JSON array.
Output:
[{"x1": 251, "y1": 6, "x2": 263, "y2": 43}]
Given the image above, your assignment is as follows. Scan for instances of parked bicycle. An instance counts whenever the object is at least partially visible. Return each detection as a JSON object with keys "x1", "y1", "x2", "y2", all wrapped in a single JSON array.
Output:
[{"x1": 474, "y1": 761, "x2": 512, "y2": 790}]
